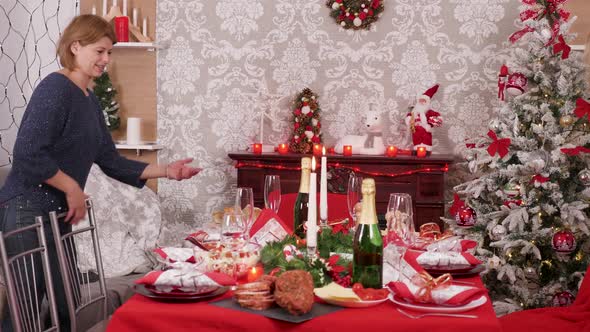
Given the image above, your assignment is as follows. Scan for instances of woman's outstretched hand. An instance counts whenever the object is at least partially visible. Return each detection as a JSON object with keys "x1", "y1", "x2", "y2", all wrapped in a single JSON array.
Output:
[{"x1": 166, "y1": 158, "x2": 202, "y2": 180}]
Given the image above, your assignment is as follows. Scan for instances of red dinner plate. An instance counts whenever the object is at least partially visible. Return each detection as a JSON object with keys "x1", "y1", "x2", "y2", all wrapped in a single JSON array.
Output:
[{"x1": 145, "y1": 285, "x2": 219, "y2": 297}]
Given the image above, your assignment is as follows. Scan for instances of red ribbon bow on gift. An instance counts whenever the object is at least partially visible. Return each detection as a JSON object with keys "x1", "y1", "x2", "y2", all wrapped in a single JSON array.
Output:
[
  {"x1": 574, "y1": 98, "x2": 590, "y2": 119},
  {"x1": 412, "y1": 271, "x2": 452, "y2": 303},
  {"x1": 553, "y1": 35, "x2": 571, "y2": 59},
  {"x1": 487, "y1": 130, "x2": 511, "y2": 158},
  {"x1": 561, "y1": 146, "x2": 590, "y2": 156}
]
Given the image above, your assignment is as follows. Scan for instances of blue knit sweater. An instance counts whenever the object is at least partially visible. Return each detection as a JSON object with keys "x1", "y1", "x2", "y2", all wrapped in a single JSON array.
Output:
[{"x1": 0, "y1": 72, "x2": 148, "y2": 212}]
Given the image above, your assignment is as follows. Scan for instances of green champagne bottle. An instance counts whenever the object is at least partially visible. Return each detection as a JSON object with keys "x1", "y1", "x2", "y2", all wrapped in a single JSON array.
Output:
[
  {"x1": 352, "y1": 178, "x2": 383, "y2": 288},
  {"x1": 293, "y1": 157, "x2": 311, "y2": 238}
]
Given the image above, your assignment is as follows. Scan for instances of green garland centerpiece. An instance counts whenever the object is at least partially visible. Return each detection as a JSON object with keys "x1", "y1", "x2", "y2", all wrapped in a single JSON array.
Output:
[
  {"x1": 326, "y1": 0, "x2": 384, "y2": 30},
  {"x1": 260, "y1": 231, "x2": 353, "y2": 287}
]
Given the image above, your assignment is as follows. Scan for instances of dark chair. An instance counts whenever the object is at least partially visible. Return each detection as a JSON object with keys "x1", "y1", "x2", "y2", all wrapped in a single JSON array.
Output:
[
  {"x1": 0, "y1": 218, "x2": 59, "y2": 332},
  {"x1": 49, "y1": 199, "x2": 109, "y2": 332}
]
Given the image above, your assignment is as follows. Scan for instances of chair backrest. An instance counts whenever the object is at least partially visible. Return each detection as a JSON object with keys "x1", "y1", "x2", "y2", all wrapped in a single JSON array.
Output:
[
  {"x1": 0, "y1": 219, "x2": 59, "y2": 332},
  {"x1": 49, "y1": 198, "x2": 108, "y2": 332}
]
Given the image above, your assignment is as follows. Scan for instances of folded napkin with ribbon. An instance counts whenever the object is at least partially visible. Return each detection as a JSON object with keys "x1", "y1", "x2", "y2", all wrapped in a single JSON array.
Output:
[
  {"x1": 386, "y1": 251, "x2": 486, "y2": 306},
  {"x1": 135, "y1": 262, "x2": 236, "y2": 293},
  {"x1": 153, "y1": 247, "x2": 197, "y2": 264},
  {"x1": 425, "y1": 236, "x2": 477, "y2": 253},
  {"x1": 406, "y1": 248, "x2": 481, "y2": 270}
]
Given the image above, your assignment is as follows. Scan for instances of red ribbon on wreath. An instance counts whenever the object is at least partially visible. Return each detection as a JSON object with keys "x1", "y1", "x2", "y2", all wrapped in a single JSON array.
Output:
[{"x1": 487, "y1": 130, "x2": 511, "y2": 158}]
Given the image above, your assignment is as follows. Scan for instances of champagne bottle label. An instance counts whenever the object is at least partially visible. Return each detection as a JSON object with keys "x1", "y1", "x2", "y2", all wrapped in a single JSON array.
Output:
[
  {"x1": 353, "y1": 178, "x2": 383, "y2": 288},
  {"x1": 294, "y1": 157, "x2": 312, "y2": 238}
]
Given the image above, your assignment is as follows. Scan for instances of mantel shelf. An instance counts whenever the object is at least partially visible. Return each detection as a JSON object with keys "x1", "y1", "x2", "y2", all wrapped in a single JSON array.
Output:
[
  {"x1": 113, "y1": 42, "x2": 161, "y2": 50},
  {"x1": 115, "y1": 142, "x2": 163, "y2": 156}
]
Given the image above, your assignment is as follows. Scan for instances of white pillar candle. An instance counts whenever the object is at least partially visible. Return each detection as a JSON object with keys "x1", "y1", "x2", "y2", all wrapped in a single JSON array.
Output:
[
  {"x1": 122, "y1": 0, "x2": 127, "y2": 16},
  {"x1": 126, "y1": 117, "x2": 142, "y2": 144},
  {"x1": 132, "y1": 8, "x2": 138, "y2": 26},
  {"x1": 319, "y1": 147, "x2": 328, "y2": 222},
  {"x1": 306, "y1": 157, "x2": 318, "y2": 248},
  {"x1": 91, "y1": 5, "x2": 97, "y2": 15},
  {"x1": 102, "y1": 0, "x2": 107, "y2": 16},
  {"x1": 142, "y1": 18, "x2": 147, "y2": 37}
]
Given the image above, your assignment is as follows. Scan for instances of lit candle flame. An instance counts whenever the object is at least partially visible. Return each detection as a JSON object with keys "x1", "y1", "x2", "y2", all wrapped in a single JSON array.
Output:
[
  {"x1": 311, "y1": 156, "x2": 316, "y2": 172},
  {"x1": 322, "y1": 146, "x2": 326, "y2": 155}
]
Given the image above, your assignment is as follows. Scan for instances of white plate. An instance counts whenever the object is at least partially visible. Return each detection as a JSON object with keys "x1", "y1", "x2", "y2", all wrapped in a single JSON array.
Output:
[
  {"x1": 389, "y1": 293, "x2": 487, "y2": 313},
  {"x1": 319, "y1": 295, "x2": 388, "y2": 308}
]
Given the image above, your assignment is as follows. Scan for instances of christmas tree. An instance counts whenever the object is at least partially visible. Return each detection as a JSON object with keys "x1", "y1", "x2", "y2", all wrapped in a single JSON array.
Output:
[
  {"x1": 93, "y1": 71, "x2": 121, "y2": 131},
  {"x1": 289, "y1": 88, "x2": 322, "y2": 154},
  {"x1": 447, "y1": 0, "x2": 589, "y2": 314}
]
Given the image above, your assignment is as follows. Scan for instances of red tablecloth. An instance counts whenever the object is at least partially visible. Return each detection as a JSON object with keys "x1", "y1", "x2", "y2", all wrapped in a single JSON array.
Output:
[{"x1": 106, "y1": 276, "x2": 501, "y2": 332}]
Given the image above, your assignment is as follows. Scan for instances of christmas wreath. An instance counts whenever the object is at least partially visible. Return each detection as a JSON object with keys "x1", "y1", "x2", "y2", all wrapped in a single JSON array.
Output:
[
  {"x1": 289, "y1": 88, "x2": 322, "y2": 154},
  {"x1": 260, "y1": 231, "x2": 353, "y2": 287},
  {"x1": 326, "y1": 0, "x2": 384, "y2": 30}
]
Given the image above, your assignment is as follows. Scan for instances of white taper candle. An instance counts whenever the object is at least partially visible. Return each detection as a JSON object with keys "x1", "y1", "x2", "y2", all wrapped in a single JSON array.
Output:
[
  {"x1": 306, "y1": 157, "x2": 318, "y2": 248},
  {"x1": 142, "y1": 18, "x2": 147, "y2": 37},
  {"x1": 132, "y1": 8, "x2": 138, "y2": 26},
  {"x1": 122, "y1": 0, "x2": 127, "y2": 16},
  {"x1": 320, "y1": 147, "x2": 328, "y2": 222}
]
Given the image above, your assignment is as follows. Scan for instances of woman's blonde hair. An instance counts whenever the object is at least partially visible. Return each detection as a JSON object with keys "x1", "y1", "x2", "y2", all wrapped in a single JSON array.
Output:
[{"x1": 57, "y1": 14, "x2": 117, "y2": 70}]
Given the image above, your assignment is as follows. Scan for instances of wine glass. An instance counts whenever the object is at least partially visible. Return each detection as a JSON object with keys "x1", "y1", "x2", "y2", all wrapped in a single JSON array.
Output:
[
  {"x1": 386, "y1": 193, "x2": 414, "y2": 245},
  {"x1": 264, "y1": 175, "x2": 281, "y2": 213},
  {"x1": 234, "y1": 187, "x2": 254, "y2": 235},
  {"x1": 347, "y1": 173, "x2": 363, "y2": 227},
  {"x1": 220, "y1": 211, "x2": 247, "y2": 251},
  {"x1": 385, "y1": 193, "x2": 414, "y2": 282}
]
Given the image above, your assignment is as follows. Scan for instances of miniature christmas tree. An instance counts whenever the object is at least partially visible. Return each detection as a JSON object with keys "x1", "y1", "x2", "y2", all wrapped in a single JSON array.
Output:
[
  {"x1": 446, "y1": 0, "x2": 589, "y2": 314},
  {"x1": 289, "y1": 88, "x2": 322, "y2": 154},
  {"x1": 93, "y1": 71, "x2": 120, "y2": 131}
]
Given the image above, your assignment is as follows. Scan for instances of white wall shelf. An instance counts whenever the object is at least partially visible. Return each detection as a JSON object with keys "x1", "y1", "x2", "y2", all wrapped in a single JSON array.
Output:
[
  {"x1": 115, "y1": 142, "x2": 163, "y2": 156},
  {"x1": 571, "y1": 44, "x2": 585, "y2": 51},
  {"x1": 113, "y1": 42, "x2": 161, "y2": 51}
]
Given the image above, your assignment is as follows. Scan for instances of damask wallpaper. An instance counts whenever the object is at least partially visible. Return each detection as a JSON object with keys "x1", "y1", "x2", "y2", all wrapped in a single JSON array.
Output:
[{"x1": 154, "y1": 0, "x2": 530, "y2": 245}]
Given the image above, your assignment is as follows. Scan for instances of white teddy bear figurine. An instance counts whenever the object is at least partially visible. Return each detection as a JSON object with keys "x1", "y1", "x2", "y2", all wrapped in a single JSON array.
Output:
[{"x1": 334, "y1": 107, "x2": 386, "y2": 155}]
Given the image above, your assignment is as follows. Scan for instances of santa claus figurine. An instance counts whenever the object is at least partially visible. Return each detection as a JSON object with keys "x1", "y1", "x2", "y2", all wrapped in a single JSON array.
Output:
[{"x1": 405, "y1": 84, "x2": 443, "y2": 153}]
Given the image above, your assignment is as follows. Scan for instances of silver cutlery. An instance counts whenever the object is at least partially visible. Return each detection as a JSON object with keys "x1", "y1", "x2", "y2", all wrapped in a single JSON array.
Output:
[{"x1": 397, "y1": 308, "x2": 478, "y2": 319}]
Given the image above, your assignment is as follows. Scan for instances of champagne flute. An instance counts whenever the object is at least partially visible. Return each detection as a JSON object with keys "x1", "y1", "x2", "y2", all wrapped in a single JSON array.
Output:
[
  {"x1": 234, "y1": 187, "x2": 254, "y2": 237},
  {"x1": 347, "y1": 173, "x2": 363, "y2": 228},
  {"x1": 264, "y1": 175, "x2": 281, "y2": 213},
  {"x1": 385, "y1": 193, "x2": 414, "y2": 282}
]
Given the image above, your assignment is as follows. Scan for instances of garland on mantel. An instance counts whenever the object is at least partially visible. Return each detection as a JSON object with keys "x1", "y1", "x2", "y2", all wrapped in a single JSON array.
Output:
[{"x1": 326, "y1": 0, "x2": 384, "y2": 30}]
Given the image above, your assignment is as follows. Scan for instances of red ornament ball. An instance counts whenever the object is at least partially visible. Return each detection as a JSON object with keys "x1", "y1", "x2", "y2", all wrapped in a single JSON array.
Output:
[
  {"x1": 455, "y1": 206, "x2": 477, "y2": 227},
  {"x1": 552, "y1": 230, "x2": 576, "y2": 254},
  {"x1": 552, "y1": 291, "x2": 575, "y2": 307}
]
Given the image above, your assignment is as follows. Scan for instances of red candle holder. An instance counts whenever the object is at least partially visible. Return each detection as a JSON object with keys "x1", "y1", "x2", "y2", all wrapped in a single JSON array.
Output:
[
  {"x1": 246, "y1": 265, "x2": 263, "y2": 283},
  {"x1": 313, "y1": 144, "x2": 323, "y2": 156},
  {"x1": 278, "y1": 143, "x2": 289, "y2": 154},
  {"x1": 343, "y1": 145, "x2": 353, "y2": 156},
  {"x1": 386, "y1": 145, "x2": 398, "y2": 157},
  {"x1": 327, "y1": 147, "x2": 335, "y2": 154},
  {"x1": 416, "y1": 147, "x2": 427, "y2": 158},
  {"x1": 252, "y1": 143, "x2": 262, "y2": 154}
]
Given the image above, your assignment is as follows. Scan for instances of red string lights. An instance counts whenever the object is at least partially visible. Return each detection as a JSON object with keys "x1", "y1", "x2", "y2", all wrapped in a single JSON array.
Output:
[{"x1": 234, "y1": 161, "x2": 449, "y2": 178}]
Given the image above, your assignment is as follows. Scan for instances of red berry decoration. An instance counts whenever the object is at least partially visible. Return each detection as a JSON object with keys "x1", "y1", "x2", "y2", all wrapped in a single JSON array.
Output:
[
  {"x1": 551, "y1": 291, "x2": 575, "y2": 307},
  {"x1": 552, "y1": 230, "x2": 576, "y2": 254},
  {"x1": 455, "y1": 206, "x2": 477, "y2": 227}
]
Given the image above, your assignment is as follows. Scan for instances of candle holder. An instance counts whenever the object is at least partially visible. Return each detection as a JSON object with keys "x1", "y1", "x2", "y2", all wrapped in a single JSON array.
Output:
[
  {"x1": 252, "y1": 143, "x2": 263, "y2": 154},
  {"x1": 313, "y1": 144, "x2": 323, "y2": 156},
  {"x1": 386, "y1": 146, "x2": 398, "y2": 157},
  {"x1": 278, "y1": 143, "x2": 289, "y2": 154},
  {"x1": 246, "y1": 265, "x2": 263, "y2": 283},
  {"x1": 343, "y1": 145, "x2": 353, "y2": 156},
  {"x1": 416, "y1": 147, "x2": 427, "y2": 158}
]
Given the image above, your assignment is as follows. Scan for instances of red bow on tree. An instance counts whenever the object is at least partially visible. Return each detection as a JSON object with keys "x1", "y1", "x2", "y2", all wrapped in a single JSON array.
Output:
[
  {"x1": 561, "y1": 146, "x2": 590, "y2": 156},
  {"x1": 553, "y1": 35, "x2": 571, "y2": 59},
  {"x1": 531, "y1": 174, "x2": 550, "y2": 184},
  {"x1": 510, "y1": 0, "x2": 570, "y2": 44},
  {"x1": 487, "y1": 130, "x2": 511, "y2": 158},
  {"x1": 574, "y1": 98, "x2": 590, "y2": 119},
  {"x1": 449, "y1": 194, "x2": 465, "y2": 217}
]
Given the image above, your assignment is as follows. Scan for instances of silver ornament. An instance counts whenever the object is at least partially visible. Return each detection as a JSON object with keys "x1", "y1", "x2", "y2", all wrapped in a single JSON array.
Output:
[
  {"x1": 579, "y1": 169, "x2": 590, "y2": 186},
  {"x1": 332, "y1": 2, "x2": 340, "y2": 10},
  {"x1": 490, "y1": 224, "x2": 507, "y2": 240}
]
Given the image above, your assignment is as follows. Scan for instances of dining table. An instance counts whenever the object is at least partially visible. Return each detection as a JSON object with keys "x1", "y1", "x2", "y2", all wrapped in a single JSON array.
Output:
[{"x1": 105, "y1": 274, "x2": 501, "y2": 332}]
